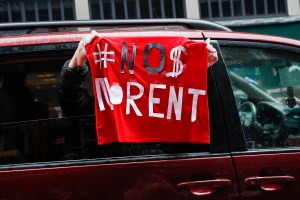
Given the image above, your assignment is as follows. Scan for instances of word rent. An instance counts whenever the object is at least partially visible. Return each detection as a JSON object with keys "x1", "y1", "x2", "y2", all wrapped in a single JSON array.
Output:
[{"x1": 93, "y1": 42, "x2": 206, "y2": 122}]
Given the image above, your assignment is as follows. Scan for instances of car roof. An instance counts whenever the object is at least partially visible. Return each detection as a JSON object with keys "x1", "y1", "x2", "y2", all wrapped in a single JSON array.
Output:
[
  {"x1": 202, "y1": 31, "x2": 300, "y2": 47},
  {"x1": 0, "y1": 19, "x2": 300, "y2": 48},
  {"x1": 0, "y1": 19, "x2": 226, "y2": 47},
  {"x1": 0, "y1": 30, "x2": 207, "y2": 47}
]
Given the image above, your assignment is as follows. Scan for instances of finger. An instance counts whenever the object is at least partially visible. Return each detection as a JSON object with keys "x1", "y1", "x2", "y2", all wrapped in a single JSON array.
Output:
[
  {"x1": 91, "y1": 30, "x2": 101, "y2": 37},
  {"x1": 79, "y1": 30, "x2": 100, "y2": 46},
  {"x1": 208, "y1": 52, "x2": 218, "y2": 67},
  {"x1": 205, "y1": 38, "x2": 211, "y2": 46},
  {"x1": 205, "y1": 38, "x2": 218, "y2": 54}
]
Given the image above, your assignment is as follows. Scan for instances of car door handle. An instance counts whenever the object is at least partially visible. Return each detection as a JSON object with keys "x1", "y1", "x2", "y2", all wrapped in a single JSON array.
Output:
[
  {"x1": 177, "y1": 178, "x2": 231, "y2": 196},
  {"x1": 244, "y1": 176, "x2": 295, "y2": 191}
]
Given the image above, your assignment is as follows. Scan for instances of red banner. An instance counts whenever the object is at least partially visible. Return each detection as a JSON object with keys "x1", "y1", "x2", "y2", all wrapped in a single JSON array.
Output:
[{"x1": 85, "y1": 36, "x2": 210, "y2": 145}]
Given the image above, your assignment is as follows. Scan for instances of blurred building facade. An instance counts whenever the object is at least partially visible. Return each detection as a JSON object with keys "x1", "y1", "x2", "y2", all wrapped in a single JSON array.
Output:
[{"x1": 1, "y1": 0, "x2": 300, "y2": 39}]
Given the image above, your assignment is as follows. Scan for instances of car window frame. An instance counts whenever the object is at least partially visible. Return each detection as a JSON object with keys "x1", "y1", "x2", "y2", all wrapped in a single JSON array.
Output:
[{"x1": 0, "y1": 39, "x2": 231, "y2": 170}]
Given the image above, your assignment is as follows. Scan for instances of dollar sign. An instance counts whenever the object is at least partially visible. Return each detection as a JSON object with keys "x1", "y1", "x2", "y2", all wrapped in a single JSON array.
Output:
[{"x1": 166, "y1": 45, "x2": 186, "y2": 78}]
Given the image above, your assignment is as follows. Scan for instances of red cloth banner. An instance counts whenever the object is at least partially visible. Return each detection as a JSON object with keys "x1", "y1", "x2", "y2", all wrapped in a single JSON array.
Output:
[{"x1": 85, "y1": 36, "x2": 210, "y2": 145}]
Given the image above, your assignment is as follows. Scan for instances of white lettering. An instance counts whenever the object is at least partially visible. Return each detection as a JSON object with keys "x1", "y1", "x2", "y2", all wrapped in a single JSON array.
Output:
[
  {"x1": 126, "y1": 82, "x2": 144, "y2": 116},
  {"x1": 109, "y1": 84, "x2": 123, "y2": 104},
  {"x1": 95, "y1": 78, "x2": 114, "y2": 111},
  {"x1": 149, "y1": 84, "x2": 166, "y2": 118},
  {"x1": 188, "y1": 88, "x2": 206, "y2": 122},
  {"x1": 167, "y1": 86, "x2": 183, "y2": 120},
  {"x1": 94, "y1": 79, "x2": 207, "y2": 122},
  {"x1": 93, "y1": 43, "x2": 115, "y2": 69}
]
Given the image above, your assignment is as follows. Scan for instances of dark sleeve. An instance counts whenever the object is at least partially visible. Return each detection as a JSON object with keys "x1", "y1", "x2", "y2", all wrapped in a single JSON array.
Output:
[{"x1": 58, "y1": 60, "x2": 94, "y2": 116}]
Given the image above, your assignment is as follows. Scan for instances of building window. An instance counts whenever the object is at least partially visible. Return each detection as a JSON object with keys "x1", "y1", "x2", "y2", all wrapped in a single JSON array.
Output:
[
  {"x1": 89, "y1": 0, "x2": 186, "y2": 20},
  {"x1": 199, "y1": 0, "x2": 287, "y2": 20},
  {"x1": 0, "y1": 0, "x2": 75, "y2": 23}
]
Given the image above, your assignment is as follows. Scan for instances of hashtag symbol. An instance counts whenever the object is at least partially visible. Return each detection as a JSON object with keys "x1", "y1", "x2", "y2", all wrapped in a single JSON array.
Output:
[
  {"x1": 166, "y1": 45, "x2": 186, "y2": 78},
  {"x1": 93, "y1": 43, "x2": 115, "y2": 69}
]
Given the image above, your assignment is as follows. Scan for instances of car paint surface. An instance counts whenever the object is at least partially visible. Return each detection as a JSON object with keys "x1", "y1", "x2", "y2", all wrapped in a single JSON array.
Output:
[
  {"x1": 0, "y1": 156, "x2": 238, "y2": 199},
  {"x1": 232, "y1": 152, "x2": 300, "y2": 199}
]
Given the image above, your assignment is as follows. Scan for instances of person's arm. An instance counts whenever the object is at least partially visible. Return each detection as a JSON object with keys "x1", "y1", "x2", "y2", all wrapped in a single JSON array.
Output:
[
  {"x1": 58, "y1": 39, "x2": 94, "y2": 116},
  {"x1": 58, "y1": 60, "x2": 94, "y2": 116},
  {"x1": 69, "y1": 40, "x2": 88, "y2": 68}
]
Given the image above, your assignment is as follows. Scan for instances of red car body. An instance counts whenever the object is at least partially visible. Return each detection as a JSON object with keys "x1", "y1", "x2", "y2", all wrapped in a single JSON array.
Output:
[{"x1": 0, "y1": 19, "x2": 299, "y2": 199}]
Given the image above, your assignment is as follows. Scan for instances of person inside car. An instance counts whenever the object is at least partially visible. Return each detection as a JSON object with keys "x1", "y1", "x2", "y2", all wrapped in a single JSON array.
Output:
[{"x1": 58, "y1": 32, "x2": 218, "y2": 155}]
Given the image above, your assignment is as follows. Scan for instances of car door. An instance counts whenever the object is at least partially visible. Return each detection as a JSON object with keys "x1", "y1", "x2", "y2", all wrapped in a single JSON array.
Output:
[
  {"x1": 0, "y1": 40, "x2": 239, "y2": 199},
  {"x1": 217, "y1": 40, "x2": 300, "y2": 200}
]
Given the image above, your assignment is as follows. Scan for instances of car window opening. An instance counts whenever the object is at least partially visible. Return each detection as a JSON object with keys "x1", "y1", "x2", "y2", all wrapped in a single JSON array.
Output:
[{"x1": 0, "y1": 50, "x2": 212, "y2": 165}]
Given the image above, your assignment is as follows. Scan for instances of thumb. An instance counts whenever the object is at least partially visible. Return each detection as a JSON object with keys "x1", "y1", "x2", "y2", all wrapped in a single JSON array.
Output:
[
  {"x1": 79, "y1": 30, "x2": 100, "y2": 46},
  {"x1": 205, "y1": 38, "x2": 216, "y2": 53}
]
